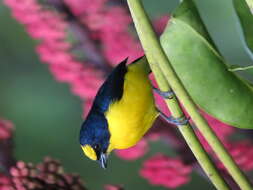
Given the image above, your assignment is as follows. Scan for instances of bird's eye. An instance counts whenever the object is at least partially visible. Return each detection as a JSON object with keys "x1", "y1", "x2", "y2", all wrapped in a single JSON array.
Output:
[{"x1": 94, "y1": 144, "x2": 100, "y2": 150}]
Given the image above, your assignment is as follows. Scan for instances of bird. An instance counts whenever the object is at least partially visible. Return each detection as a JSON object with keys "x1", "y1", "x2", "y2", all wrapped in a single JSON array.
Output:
[{"x1": 79, "y1": 56, "x2": 187, "y2": 169}]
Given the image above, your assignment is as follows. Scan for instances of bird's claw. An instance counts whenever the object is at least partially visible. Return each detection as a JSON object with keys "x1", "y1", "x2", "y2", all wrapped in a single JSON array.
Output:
[
  {"x1": 166, "y1": 116, "x2": 190, "y2": 126},
  {"x1": 153, "y1": 87, "x2": 174, "y2": 99},
  {"x1": 159, "y1": 111, "x2": 189, "y2": 126}
]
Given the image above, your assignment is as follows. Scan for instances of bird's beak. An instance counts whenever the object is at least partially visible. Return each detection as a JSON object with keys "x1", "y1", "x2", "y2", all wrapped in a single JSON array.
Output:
[{"x1": 99, "y1": 153, "x2": 107, "y2": 169}]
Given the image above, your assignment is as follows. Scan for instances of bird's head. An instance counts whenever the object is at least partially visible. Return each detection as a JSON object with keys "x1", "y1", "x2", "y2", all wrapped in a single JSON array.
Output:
[{"x1": 79, "y1": 112, "x2": 110, "y2": 169}]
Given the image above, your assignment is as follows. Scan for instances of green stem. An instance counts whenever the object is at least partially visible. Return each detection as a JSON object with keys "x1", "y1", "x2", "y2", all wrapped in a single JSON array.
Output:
[
  {"x1": 126, "y1": 0, "x2": 253, "y2": 190},
  {"x1": 144, "y1": 60, "x2": 229, "y2": 190}
]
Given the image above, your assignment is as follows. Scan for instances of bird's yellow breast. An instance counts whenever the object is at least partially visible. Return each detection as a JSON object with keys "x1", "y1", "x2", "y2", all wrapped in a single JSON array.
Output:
[{"x1": 105, "y1": 62, "x2": 158, "y2": 152}]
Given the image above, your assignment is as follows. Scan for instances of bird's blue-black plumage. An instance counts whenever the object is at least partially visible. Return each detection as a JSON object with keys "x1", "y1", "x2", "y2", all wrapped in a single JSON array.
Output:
[
  {"x1": 79, "y1": 58, "x2": 128, "y2": 153},
  {"x1": 92, "y1": 58, "x2": 128, "y2": 112}
]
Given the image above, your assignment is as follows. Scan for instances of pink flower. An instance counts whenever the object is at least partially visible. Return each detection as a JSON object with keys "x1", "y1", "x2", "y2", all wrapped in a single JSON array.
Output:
[
  {"x1": 153, "y1": 15, "x2": 169, "y2": 34},
  {"x1": 64, "y1": 0, "x2": 107, "y2": 16},
  {"x1": 104, "y1": 184, "x2": 124, "y2": 190},
  {"x1": 202, "y1": 112, "x2": 235, "y2": 138},
  {"x1": 65, "y1": 0, "x2": 143, "y2": 64},
  {"x1": 115, "y1": 139, "x2": 149, "y2": 160},
  {"x1": 4, "y1": 0, "x2": 144, "y2": 118},
  {"x1": 216, "y1": 141, "x2": 253, "y2": 171},
  {"x1": 4, "y1": 0, "x2": 171, "y2": 120},
  {"x1": 0, "y1": 173, "x2": 13, "y2": 190},
  {"x1": 196, "y1": 112, "x2": 235, "y2": 153},
  {"x1": 140, "y1": 153, "x2": 192, "y2": 188},
  {"x1": 0, "y1": 119, "x2": 14, "y2": 140}
]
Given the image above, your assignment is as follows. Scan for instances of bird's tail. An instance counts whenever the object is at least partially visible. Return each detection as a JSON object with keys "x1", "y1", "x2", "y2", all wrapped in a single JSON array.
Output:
[{"x1": 129, "y1": 55, "x2": 151, "y2": 74}]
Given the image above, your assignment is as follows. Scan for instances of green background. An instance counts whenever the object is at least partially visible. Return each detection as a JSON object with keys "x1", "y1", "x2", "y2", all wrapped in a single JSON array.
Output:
[{"x1": 0, "y1": 0, "x2": 241, "y2": 189}]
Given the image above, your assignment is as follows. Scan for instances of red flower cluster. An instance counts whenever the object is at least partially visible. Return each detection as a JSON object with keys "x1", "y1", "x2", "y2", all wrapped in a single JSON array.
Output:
[
  {"x1": 195, "y1": 112, "x2": 235, "y2": 153},
  {"x1": 115, "y1": 139, "x2": 149, "y2": 160},
  {"x1": 195, "y1": 114, "x2": 253, "y2": 172},
  {"x1": 216, "y1": 140, "x2": 253, "y2": 171},
  {"x1": 64, "y1": 0, "x2": 143, "y2": 63},
  {"x1": 104, "y1": 184, "x2": 124, "y2": 190},
  {"x1": 3, "y1": 0, "x2": 145, "y2": 116},
  {"x1": 0, "y1": 119, "x2": 14, "y2": 140},
  {"x1": 4, "y1": 0, "x2": 106, "y2": 116},
  {"x1": 140, "y1": 154, "x2": 192, "y2": 188},
  {"x1": 0, "y1": 173, "x2": 13, "y2": 190}
]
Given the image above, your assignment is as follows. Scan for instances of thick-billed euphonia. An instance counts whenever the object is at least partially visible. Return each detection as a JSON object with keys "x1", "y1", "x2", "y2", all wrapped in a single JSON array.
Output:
[{"x1": 79, "y1": 56, "x2": 187, "y2": 168}]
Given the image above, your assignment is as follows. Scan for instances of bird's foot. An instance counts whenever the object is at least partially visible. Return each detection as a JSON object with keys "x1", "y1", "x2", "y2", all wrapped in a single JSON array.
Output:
[
  {"x1": 159, "y1": 111, "x2": 189, "y2": 126},
  {"x1": 153, "y1": 87, "x2": 174, "y2": 99}
]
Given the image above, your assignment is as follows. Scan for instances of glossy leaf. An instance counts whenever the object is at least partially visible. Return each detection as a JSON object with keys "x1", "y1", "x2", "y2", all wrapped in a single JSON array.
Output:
[
  {"x1": 191, "y1": 0, "x2": 253, "y2": 85},
  {"x1": 233, "y1": 0, "x2": 253, "y2": 53},
  {"x1": 232, "y1": 0, "x2": 253, "y2": 84},
  {"x1": 160, "y1": 0, "x2": 253, "y2": 129}
]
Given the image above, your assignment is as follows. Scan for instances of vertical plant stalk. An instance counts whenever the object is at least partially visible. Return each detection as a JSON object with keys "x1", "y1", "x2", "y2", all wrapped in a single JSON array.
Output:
[
  {"x1": 126, "y1": 0, "x2": 253, "y2": 190},
  {"x1": 126, "y1": 3, "x2": 229, "y2": 190}
]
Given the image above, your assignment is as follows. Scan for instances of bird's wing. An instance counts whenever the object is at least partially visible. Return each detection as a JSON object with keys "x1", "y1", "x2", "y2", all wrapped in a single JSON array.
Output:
[{"x1": 92, "y1": 58, "x2": 128, "y2": 113}]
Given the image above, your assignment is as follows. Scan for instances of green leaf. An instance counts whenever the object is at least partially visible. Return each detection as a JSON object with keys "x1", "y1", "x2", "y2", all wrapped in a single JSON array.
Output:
[
  {"x1": 191, "y1": 0, "x2": 253, "y2": 85},
  {"x1": 160, "y1": 0, "x2": 253, "y2": 129},
  {"x1": 232, "y1": 0, "x2": 253, "y2": 83},
  {"x1": 233, "y1": 0, "x2": 253, "y2": 53}
]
